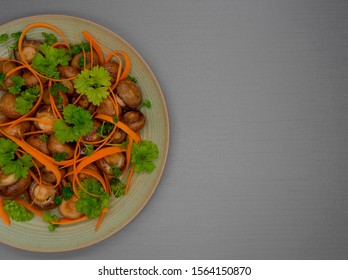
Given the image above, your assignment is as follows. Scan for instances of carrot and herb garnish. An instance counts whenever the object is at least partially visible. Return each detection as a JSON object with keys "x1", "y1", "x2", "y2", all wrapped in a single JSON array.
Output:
[{"x1": 0, "y1": 22, "x2": 158, "y2": 231}]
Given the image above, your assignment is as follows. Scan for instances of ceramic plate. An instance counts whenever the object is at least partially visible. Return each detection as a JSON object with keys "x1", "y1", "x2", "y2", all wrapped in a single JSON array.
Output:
[{"x1": 0, "y1": 15, "x2": 169, "y2": 252}]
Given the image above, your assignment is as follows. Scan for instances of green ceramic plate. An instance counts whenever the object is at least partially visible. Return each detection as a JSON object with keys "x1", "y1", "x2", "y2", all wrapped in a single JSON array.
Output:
[{"x1": 0, "y1": 15, "x2": 169, "y2": 252}]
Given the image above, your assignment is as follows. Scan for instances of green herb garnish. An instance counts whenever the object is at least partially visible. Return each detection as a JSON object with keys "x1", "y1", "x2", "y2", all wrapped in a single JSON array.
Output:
[
  {"x1": 131, "y1": 140, "x2": 159, "y2": 173},
  {"x1": 3, "y1": 200, "x2": 34, "y2": 222},
  {"x1": 53, "y1": 104, "x2": 93, "y2": 143},
  {"x1": 73, "y1": 66, "x2": 111, "y2": 106},
  {"x1": 75, "y1": 178, "x2": 109, "y2": 219},
  {"x1": 0, "y1": 138, "x2": 33, "y2": 179}
]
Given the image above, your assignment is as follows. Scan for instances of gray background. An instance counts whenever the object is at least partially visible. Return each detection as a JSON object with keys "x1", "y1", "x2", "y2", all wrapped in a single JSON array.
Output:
[{"x1": 1, "y1": 0, "x2": 348, "y2": 259}]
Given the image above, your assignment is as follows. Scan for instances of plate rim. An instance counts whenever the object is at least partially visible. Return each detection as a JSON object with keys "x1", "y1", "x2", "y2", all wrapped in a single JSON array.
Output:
[{"x1": 0, "y1": 14, "x2": 170, "y2": 252}]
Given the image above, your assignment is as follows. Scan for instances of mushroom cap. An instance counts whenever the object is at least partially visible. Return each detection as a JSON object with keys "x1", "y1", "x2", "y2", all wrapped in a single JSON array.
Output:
[
  {"x1": 0, "y1": 93, "x2": 22, "y2": 119},
  {"x1": 29, "y1": 181, "x2": 60, "y2": 210},
  {"x1": 116, "y1": 80, "x2": 142, "y2": 109},
  {"x1": 47, "y1": 134, "x2": 75, "y2": 160},
  {"x1": 0, "y1": 175, "x2": 32, "y2": 199},
  {"x1": 122, "y1": 110, "x2": 146, "y2": 132}
]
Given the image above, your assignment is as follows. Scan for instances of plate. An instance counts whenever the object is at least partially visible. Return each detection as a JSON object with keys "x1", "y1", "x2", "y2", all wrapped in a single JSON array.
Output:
[{"x1": 0, "y1": 15, "x2": 169, "y2": 252}]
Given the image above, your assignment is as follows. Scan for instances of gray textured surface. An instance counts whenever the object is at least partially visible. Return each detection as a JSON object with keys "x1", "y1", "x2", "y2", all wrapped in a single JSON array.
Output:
[{"x1": 1, "y1": 0, "x2": 348, "y2": 259}]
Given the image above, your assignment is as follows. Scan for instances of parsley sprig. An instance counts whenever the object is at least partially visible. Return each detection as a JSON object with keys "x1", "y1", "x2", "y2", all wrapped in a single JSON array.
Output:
[
  {"x1": 73, "y1": 66, "x2": 112, "y2": 105},
  {"x1": 0, "y1": 138, "x2": 33, "y2": 179},
  {"x1": 75, "y1": 178, "x2": 109, "y2": 219},
  {"x1": 131, "y1": 140, "x2": 159, "y2": 173},
  {"x1": 3, "y1": 200, "x2": 34, "y2": 222},
  {"x1": 53, "y1": 104, "x2": 93, "y2": 143},
  {"x1": 31, "y1": 43, "x2": 71, "y2": 78}
]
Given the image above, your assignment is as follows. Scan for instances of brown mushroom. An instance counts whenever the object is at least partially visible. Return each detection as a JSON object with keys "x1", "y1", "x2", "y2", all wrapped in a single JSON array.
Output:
[
  {"x1": 116, "y1": 80, "x2": 142, "y2": 109},
  {"x1": 96, "y1": 152, "x2": 126, "y2": 176},
  {"x1": 0, "y1": 172, "x2": 18, "y2": 188},
  {"x1": 66, "y1": 163, "x2": 100, "y2": 184},
  {"x1": 1, "y1": 61, "x2": 23, "y2": 88},
  {"x1": 103, "y1": 61, "x2": 119, "y2": 84},
  {"x1": 28, "y1": 181, "x2": 59, "y2": 210},
  {"x1": 110, "y1": 128, "x2": 127, "y2": 144},
  {"x1": 58, "y1": 65, "x2": 78, "y2": 79},
  {"x1": 22, "y1": 70, "x2": 40, "y2": 88},
  {"x1": 122, "y1": 110, "x2": 146, "y2": 132},
  {"x1": 96, "y1": 96, "x2": 120, "y2": 116},
  {"x1": 40, "y1": 166, "x2": 66, "y2": 184},
  {"x1": 26, "y1": 134, "x2": 51, "y2": 156},
  {"x1": 74, "y1": 94, "x2": 96, "y2": 113},
  {"x1": 26, "y1": 133, "x2": 50, "y2": 169},
  {"x1": 58, "y1": 195, "x2": 83, "y2": 219},
  {"x1": 0, "y1": 175, "x2": 32, "y2": 199},
  {"x1": 70, "y1": 51, "x2": 99, "y2": 71},
  {"x1": 83, "y1": 119, "x2": 102, "y2": 142},
  {"x1": 60, "y1": 80, "x2": 75, "y2": 95},
  {"x1": 47, "y1": 134, "x2": 75, "y2": 160},
  {"x1": 0, "y1": 93, "x2": 22, "y2": 119},
  {"x1": 42, "y1": 87, "x2": 69, "y2": 107},
  {"x1": 3, "y1": 121, "x2": 31, "y2": 138},
  {"x1": 19, "y1": 40, "x2": 42, "y2": 63},
  {"x1": 34, "y1": 105, "x2": 55, "y2": 131}
]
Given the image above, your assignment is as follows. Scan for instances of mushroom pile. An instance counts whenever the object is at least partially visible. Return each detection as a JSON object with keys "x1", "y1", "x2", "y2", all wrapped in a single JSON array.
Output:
[{"x1": 0, "y1": 22, "x2": 156, "y2": 229}]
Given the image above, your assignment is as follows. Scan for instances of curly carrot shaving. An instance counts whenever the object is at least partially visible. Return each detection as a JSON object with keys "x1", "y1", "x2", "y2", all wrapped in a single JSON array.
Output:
[
  {"x1": 94, "y1": 113, "x2": 141, "y2": 143},
  {"x1": 95, "y1": 208, "x2": 108, "y2": 231},
  {"x1": 105, "y1": 51, "x2": 131, "y2": 81},
  {"x1": 82, "y1": 31, "x2": 105, "y2": 64},
  {"x1": 76, "y1": 146, "x2": 126, "y2": 174},
  {"x1": 0, "y1": 198, "x2": 11, "y2": 225},
  {"x1": 50, "y1": 215, "x2": 88, "y2": 225}
]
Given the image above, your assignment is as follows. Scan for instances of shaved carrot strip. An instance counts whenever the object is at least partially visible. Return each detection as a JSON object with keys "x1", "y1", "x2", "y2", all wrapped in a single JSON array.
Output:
[
  {"x1": 50, "y1": 215, "x2": 88, "y2": 225},
  {"x1": 82, "y1": 31, "x2": 104, "y2": 64},
  {"x1": 124, "y1": 137, "x2": 134, "y2": 174},
  {"x1": 4, "y1": 65, "x2": 27, "y2": 77},
  {"x1": 125, "y1": 166, "x2": 134, "y2": 194},
  {"x1": 105, "y1": 51, "x2": 131, "y2": 81},
  {"x1": 76, "y1": 146, "x2": 126, "y2": 175},
  {"x1": 95, "y1": 113, "x2": 141, "y2": 143},
  {"x1": 95, "y1": 208, "x2": 108, "y2": 231},
  {"x1": 0, "y1": 198, "x2": 11, "y2": 226}
]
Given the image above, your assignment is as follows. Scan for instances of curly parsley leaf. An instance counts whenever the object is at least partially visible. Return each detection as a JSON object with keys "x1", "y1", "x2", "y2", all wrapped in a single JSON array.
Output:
[
  {"x1": 54, "y1": 183, "x2": 74, "y2": 205},
  {"x1": 3, "y1": 200, "x2": 34, "y2": 222},
  {"x1": 74, "y1": 66, "x2": 111, "y2": 106},
  {"x1": 43, "y1": 212, "x2": 59, "y2": 232},
  {"x1": 68, "y1": 41, "x2": 90, "y2": 55},
  {"x1": 131, "y1": 140, "x2": 159, "y2": 173},
  {"x1": 126, "y1": 75, "x2": 137, "y2": 83},
  {"x1": 2, "y1": 153, "x2": 33, "y2": 179},
  {"x1": 0, "y1": 73, "x2": 5, "y2": 88},
  {"x1": 52, "y1": 152, "x2": 68, "y2": 162},
  {"x1": 0, "y1": 138, "x2": 18, "y2": 166},
  {"x1": 0, "y1": 139, "x2": 32, "y2": 179},
  {"x1": 110, "y1": 178, "x2": 126, "y2": 198},
  {"x1": 14, "y1": 85, "x2": 40, "y2": 115},
  {"x1": 42, "y1": 32, "x2": 57, "y2": 45},
  {"x1": 0, "y1": 33, "x2": 9, "y2": 43},
  {"x1": 8, "y1": 76, "x2": 25, "y2": 94},
  {"x1": 53, "y1": 104, "x2": 93, "y2": 143},
  {"x1": 140, "y1": 99, "x2": 152, "y2": 109},
  {"x1": 10, "y1": 31, "x2": 22, "y2": 40},
  {"x1": 31, "y1": 43, "x2": 71, "y2": 78},
  {"x1": 96, "y1": 121, "x2": 114, "y2": 139},
  {"x1": 82, "y1": 144, "x2": 95, "y2": 156},
  {"x1": 76, "y1": 178, "x2": 109, "y2": 219}
]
